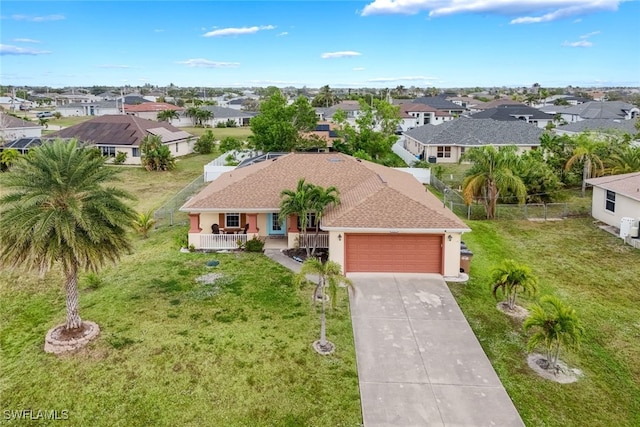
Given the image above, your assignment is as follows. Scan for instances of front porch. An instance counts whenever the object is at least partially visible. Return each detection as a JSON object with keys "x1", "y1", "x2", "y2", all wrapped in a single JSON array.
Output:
[{"x1": 193, "y1": 232, "x2": 329, "y2": 251}]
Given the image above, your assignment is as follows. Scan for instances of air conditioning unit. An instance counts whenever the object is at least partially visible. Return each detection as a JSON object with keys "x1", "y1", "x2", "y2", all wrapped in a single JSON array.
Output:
[{"x1": 620, "y1": 217, "x2": 637, "y2": 238}]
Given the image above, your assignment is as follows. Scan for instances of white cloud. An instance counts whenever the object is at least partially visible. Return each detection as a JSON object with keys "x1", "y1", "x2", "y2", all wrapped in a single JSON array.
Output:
[
  {"x1": 203, "y1": 25, "x2": 276, "y2": 37},
  {"x1": 353, "y1": 67, "x2": 365, "y2": 71},
  {"x1": 13, "y1": 38, "x2": 40, "y2": 43},
  {"x1": 321, "y1": 51, "x2": 362, "y2": 59},
  {"x1": 12, "y1": 14, "x2": 65, "y2": 22},
  {"x1": 98, "y1": 64, "x2": 133, "y2": 69},
  {"x1": 0, "y1": 44, "x2": 51, "y2": 55},
  {"x1": 277, "y1": 32, "x2": 289, "y2": 36},
  {"x1": 360, "y1": 1, "x2": 622, "y2": 24},
  {"x1": 176, "y1": 58, "x2": 240, "y2": 68},
  {"x1": 368, "y1": 75, "x2": 437, "y2": 82},
  {"x1": 562, "y1": 40, "x2": 593, "y2": 47},
  {"x1": 580, "y1": 30, "x2": 601, "y2": 38}
]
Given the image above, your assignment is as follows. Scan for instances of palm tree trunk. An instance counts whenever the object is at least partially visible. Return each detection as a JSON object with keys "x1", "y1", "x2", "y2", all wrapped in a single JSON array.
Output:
[
  {"x1": 320, "y1": 284, "x2": 327, "y2": 347},
  {"x1": 581, "y1": 159, "x2": 590, "y2": 198},
  {"x1": 64, "y1": 265, "x2": 82, "y2": 330},
  {"x1": 488, "y1": 181, "x2": 498, "y2": 219},
  {"x1": 311, "y1": 223, "x2": 320, "y2": 257}
]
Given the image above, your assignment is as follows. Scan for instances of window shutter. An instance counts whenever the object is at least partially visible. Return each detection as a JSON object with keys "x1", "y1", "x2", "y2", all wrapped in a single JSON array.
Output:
[
  {"x1": 219, "y1": 213, "x2": 225, "y2": 226},
  {"x1": 240, "y1": 213, "x2": 247, "y2": 228}
]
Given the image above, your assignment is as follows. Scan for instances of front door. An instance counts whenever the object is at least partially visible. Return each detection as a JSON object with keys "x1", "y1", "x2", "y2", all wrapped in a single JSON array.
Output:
[{"x1": 267, "y1": 213, "x2": 285, "y2": 235}]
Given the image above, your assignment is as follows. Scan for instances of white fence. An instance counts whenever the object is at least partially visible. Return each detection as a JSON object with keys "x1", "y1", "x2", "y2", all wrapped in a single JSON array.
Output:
[
  {"x1": 298, "y1": 233, "x2": 329, "y2": 249},
  {"x1": 200, "y1": 234, "x2": 248, "y2": 250},
  {"x1": 392, "y1": 138, "x2": 419, "y2": 166}
]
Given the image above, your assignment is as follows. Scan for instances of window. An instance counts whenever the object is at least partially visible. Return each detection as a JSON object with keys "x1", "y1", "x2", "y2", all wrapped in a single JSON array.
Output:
[
  {"x1": 437, "y1": 146, "x2": 451, "y2": 158},
  {"x1": 132, "y1": 147, "x2": 140, "y2": 157},
  {"x1": 460, "y1": 147, "x2": 466, "y2": 156},
  {"x1": 605, "y1": 190, "x2": 616, "y2": 212},
  {"x1": 225, "y1": 213, "x2": 240, "y2": 228},
  {"x1": 175, "y1": 143, "x2": 179, "y2": 153},
  {"x1": 100, "y1": 146, "x2": 116, "y2": 157},
  {"x1": 271, "y1": 213, "x2": 282, "y2": 231},
  {"x1": 297, "y1": 212, "x2": 317, "y2": 229}
]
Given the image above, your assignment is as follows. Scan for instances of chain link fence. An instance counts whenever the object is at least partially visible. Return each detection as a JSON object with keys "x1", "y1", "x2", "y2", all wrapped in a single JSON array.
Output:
[{"x1": 154, "y1": 174, "x2": 209, "y2": 227}]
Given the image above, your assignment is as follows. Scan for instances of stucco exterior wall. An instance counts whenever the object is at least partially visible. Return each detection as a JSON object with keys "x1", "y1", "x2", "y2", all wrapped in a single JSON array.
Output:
[{"x1": 591, "y1": 187, "x2": 640, "y2": 228}]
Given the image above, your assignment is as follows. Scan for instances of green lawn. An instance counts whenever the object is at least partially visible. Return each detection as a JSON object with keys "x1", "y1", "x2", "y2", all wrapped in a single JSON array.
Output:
[
  {"x1": 182, "y1": 126, "x2": 253, "y2": 141},
  {"x1": 452, "y1": 218, "x2": 640, "y2": 426}
]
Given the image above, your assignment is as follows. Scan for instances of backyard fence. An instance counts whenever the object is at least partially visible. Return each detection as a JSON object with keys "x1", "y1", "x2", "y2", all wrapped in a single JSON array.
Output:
[{"x1": 154, "y1": 174, "x2": 209, "y2": 227}]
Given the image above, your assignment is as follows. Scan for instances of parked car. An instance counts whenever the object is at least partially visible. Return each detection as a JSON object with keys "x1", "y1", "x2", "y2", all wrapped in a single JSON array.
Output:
[{"x1": 36, "y1": 111, "x2": 53, "y2": 118}]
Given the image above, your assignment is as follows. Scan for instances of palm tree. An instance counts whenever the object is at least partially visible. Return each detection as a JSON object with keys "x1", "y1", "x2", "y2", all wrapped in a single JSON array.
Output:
[
  {"x1": 606, "y1": 145, "x2": 640, "y2": 175},
  {"x1": 565, "y1": 133, "x2": 606, "y2": 197},
  {"x1": 157, "y1": 109, "x2": 179, "y2": 123},
  {"x1": 524, "y1": 295, "x2": 583, "y2": 371},
  {"x1": 185, "y1": 106, "x2": 200, "y2": 126},
  {"x1": 491, "y1": 259, "x2": 538, "y2": 310},
  {"x1": 132, "y1": 210, "x2": 157, "y2": 238},
  {"x1": 195, "y1": 109, "x2": 213, "y2": 127},
  {"x1": 309, "y1": 185, "x2": 340, "y2": 256},
  {"x1": 38, "y1": 118, "x2": 49, "y2": 128},
  {"x1": 0, "y1": 139, "x2": 135, "y2": 338},
  {"x1": 461, "y1": 145, "x2": 527, "y2": 219},
  {"x1": 296, "y1": 258, "x2": 352, "y2": 354},
  {"x1": 280, "y1": 178, "x2": 318, "y2": 257},
  {"x1": 0, "y1": 148, "x2": 20, "y2": 172},
  {"x1": 140, "y1": 135, "x2": 176, "y2": 171}
]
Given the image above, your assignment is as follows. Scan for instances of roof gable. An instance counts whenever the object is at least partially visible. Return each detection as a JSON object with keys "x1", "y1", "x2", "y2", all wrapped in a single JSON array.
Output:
[{"x1": 586, "y1": 172, "x2": 640, "y2": 202}]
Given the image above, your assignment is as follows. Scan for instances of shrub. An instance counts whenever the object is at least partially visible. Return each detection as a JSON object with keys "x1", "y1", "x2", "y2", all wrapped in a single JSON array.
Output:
[
  {"x1": 113, "y1": 151, "x2": 127, "y2": 164},
  {"x1": 225, "y1": 119, "x2": 237, "y2": 128},
  {"x1": 244, "y1": 236, "x2": 265, "y2": 252},
  {"x1": 219, "y1": 136, "x2": 243, "y2": 153},
  {"x1": 215, "y1": 122, "x2": 227, "y2": 128},
  {"x1": 194, "y1": 130, "x2": 215, "y2": 154}
]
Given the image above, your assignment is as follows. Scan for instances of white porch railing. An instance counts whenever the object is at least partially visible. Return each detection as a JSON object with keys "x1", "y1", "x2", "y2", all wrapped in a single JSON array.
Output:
[
  {"x1": 298, "y1": 233, "x2": 329, "y2": 249},
  {"x1": 200, "y1": 233, "x2": 248, "y2": 250}
]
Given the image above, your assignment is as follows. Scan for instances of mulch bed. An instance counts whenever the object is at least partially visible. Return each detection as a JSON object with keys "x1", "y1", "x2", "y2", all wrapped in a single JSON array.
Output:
[{"x1": 283, "y1": 248, "x2": 328, "y2": 263}]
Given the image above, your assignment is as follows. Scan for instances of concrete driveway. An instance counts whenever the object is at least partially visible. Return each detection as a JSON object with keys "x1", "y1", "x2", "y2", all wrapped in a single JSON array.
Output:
[{"x1": 348, "y1": 273, "x2": 524, "y2": 427}]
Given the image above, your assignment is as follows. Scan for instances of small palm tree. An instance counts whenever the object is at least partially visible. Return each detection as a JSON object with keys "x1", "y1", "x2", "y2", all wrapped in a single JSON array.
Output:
[
  {"x1": 606, "y1": 145, "x2": 640, "y2": 175},
  {"x1": 280, "y1": 178, "x2": 318, "y2": 257},
  {"x1": 296, "y1": 258, "x2": 352, "y2": 354},
  {"x1": 0, "y1": 148, "x2": 20, "y2": 172},
  {"x1": 524, "y1": 295, "x2": 583, "y2": 371},
  {"x1": 565, "y1": 133, "x2": 606, "y2": 197},
  {"x1": 491, "y1": 259, "x2": 538, "y2": 310},
  {"x1": 0, "y1": 139, "x2": 135, "y2": 339},
  {"x1": 132, "y1": 210, "x2": 157, "y2": 238},
  {"x1": 157, "y1": 109, "x2": 179, "y2": 123},
  {"x1": 309, "y1": 185, "x2": 340, "y2": 256},
  {"x1": 140, "y1": 135, "x2": 176, "y2": 171}
]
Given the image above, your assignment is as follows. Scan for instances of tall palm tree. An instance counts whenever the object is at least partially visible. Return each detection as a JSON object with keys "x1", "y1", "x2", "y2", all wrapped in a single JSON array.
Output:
[
  {"x1": 296, "y1": 258, "x2": 352, "y2": 354},
  {"x1": 195, "y1": 109, "x2": 213, "y2": 127},
  {"x1": 280, "y1": 178, "x2": 318, "y2": 257},
  {"x1": 461, "y1": 145, "x2": 527, "y2": 219},
  {"x1": 524, "y1": 295, "x2": 583, "y2": 371},
  {"x1": 565, "y1": 133, "x2": 606, "y2": 197},
  {"x1": 491, "y1": 259, "x2": 538, "y2": 310},
  {"x1": 185, "y1": 107, "x2": 200, "y2": 126},
  {"x1": 309, "y1": 185, "x2": 340, "y2": 256},
  {"x1": 157, "y1": 109, "x2": 179, "y2": 123},
  {"x1": 0, "y1": 139, "x2": 136, "y2": 333}
]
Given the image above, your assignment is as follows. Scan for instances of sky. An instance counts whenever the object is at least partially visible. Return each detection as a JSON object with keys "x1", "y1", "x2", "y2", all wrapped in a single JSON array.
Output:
[{"x1": 1, "y1": 0, "x2": 639, "y2": 89}]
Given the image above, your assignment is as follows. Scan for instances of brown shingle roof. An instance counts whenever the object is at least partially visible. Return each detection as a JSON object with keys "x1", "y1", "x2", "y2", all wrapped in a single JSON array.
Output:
[
  {"x1": 586, "y1": 172, "x2": 640, "y2": 202},
  {"x1": 182, "y1": 153, "x2": 469, "y2": 231},
  {"x1": 0, "y1": 113, "x2": 39, "y2": 129},
  {"x1": 49, "y1": 115, "x2": 193, "y2": 146}
]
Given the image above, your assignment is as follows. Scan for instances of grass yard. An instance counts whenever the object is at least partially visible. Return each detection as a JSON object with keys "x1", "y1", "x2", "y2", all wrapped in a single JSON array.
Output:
[
  {"x1": 181, "y1": 126, "x2": 253, "y2": 141},
  {"x1": 452, "y1": 218, "x2": 640, "y2": 426}
]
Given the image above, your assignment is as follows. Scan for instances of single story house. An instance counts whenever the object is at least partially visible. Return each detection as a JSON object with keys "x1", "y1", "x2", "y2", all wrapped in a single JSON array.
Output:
[
  {"x1": 403, "y1": 117, "x2": 544, "y2": 163},
  {"x1": 0, "y1": 113, "x2": 42, "y2": 142},
  {"x1": 173, "y1": 106, "x2": 255, "y2": 128},
  {"x1": 57, "y1": 101, "x2": 122, "y2": 117},
  {"x1": 551, "y1": 101, "x2": 639, "y2": 123},
  {"x1": 554, "y1": 119, "x2": 639, "y2": 140},
  {"x1": 124, "y1": 102, "x2": 183, "y2": 121},
  {"x1": 470, "y1": 105, "x2": 555, "y2": 129},
  {"x1": 585, "y1": 172, "x2": 640, "y2": 233},
  {"x1": 180, "y1": 152, "x2": 470, "y2": 277},
  {"x1": 48, "y1": 115, "x2": 195, "y2": 165}
]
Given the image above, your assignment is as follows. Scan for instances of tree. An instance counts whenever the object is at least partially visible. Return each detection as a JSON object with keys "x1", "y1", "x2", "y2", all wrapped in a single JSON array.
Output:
[
  {"x1": 250, "y1": 92, "x2": 318, "y2": 152},
  {"x1": 0, "y1": 139, "x2": 135, "y2": 338},
  {"x1": 195, "y1": 108, "x2": 213, "y2": 127},
  {"x1": 0, "y1": 148, "x2": 20, "y2": 172},
  {"x1": 605, "y1": 145, "x2": 640, "y2": 175},
  {"x1": 219, "y1": 136, "x2": 243, "y2": 153},
  {"x1": 280, "y1": 178, "x2": 318, "y2": 257},
  {"x1": 312, "y1": 85, "x2": 339, "y2": 108},
  {"x1": 295, "y1": 258, "x2": 352, "y2": 354},
  {"x1": 140, "y1": 135, "x2": 176, "y2": 171},
  {"x1": 514, "y1": 150, "x2": 563, "y2": 203},
  {"x1": 461, "y1": 145, "x2": 527, "y2": 219},
  {"x1": 524, "y1": 295, "x2": 583, "y2": 371},
  {"x1": 157, "y1": 109, "x2": 179, "y2": 123},
  {"x1": 309, "y1": 185, "x2": 340, "y2": 256},
  {"x1": 132, "y1": 210, "x2": 156, "y2": 238},
  {"x1": 491, "y1": 259, "x2": 538, "y2": 311},
  {"x1": 194, "y1": 130, "x2": 215, "y2": 154},
  {"x1": 38, "y1": 118, "x2": 49, "y2": 128},
  {"x1": 565, "y1": 133, "x2": 606, "y2": 197}
]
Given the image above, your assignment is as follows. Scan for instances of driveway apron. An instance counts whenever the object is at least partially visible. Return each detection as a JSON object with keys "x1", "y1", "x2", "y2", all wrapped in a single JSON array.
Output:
[{"x1": 348, "y1": 273, "x2": 524, "y2": 427}]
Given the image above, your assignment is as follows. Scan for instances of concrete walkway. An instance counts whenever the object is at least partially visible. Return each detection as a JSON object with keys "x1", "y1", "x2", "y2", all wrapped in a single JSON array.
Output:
[{"x1": 348, "y1": 273, "x2": 524, "y2": 427}]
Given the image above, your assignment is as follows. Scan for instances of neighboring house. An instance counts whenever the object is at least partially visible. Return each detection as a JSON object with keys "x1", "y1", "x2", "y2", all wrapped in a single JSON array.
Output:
[
  {"x1": 0, "y1": 113, "x2": 42, "y2": 142},
  {"x1": 554, "y1": 119, "x2": 639, "y2": 139},
  {"x1": 124, "y1": 102, "x2": 183, "y2": 121},
  {"x1": 226, "y1": 98, "x2": 246, "y2": 110},
  {"x1": 57, "y1": 101, "x2": 122, "y2": 117},
  {"x1": 0, "y1": 96, "x2": 29, "y2": 111},
  {"x1": 412, "y1": 96, "x2": 466, "y2": 116},
  {"x1": 398, "y1": 103, "x2": 453, "y2": 131},
  {"x1": 470, "y1": 105, "x2": 555, "y2": 129},
  {"x1": 0, "y1": 137, "x2": 60, "y2": 154},
  {"x1": 555, "y1": 101, "x2": 639, "y2": 123},
  {"x1": 316, "y1": 100, "x2": 363, "y2": 124},
  {"x1": 301, "y1": 122, "x2": 340, "y2": 147},
  {"x1": 173, "y1": 106, "x2": 256, "y2": 128},
  {"x1": 53, "y1": 93, "x2": 100, "y2": 105},
  {"x1": 471, "y1": 99, "x2": 525, "y2": 111},
  {"x1": 447, "y1": 96, "x2": 488, "y2": 113},
  {"x1": 403, "y1": 117, "x2": 543, "y2": 163},
  {"x1": 585, "y1": 172, "x2": 640, "y2": 236},
  {"x1": 181, "y1": 152, "x2": 470, "y2": 277},
  {"x1": 48, "y1": 115, "x2": 195, "y2": 165}
]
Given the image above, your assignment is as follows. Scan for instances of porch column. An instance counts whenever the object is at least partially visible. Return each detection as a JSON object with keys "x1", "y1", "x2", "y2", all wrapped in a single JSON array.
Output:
[
  {"x1": 287, "y1": 214, "x2": 299, "y2": 232},
  {"x1": 188, "y1": 213, "x2": 202, "y2": 233},
  {"x1": 247, "y1": 213, "x2": 259, "y2": 233}
]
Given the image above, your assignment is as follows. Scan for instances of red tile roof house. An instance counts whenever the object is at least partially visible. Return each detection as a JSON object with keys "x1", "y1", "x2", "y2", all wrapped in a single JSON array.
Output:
[
  {"x1": 49, "y1": 115, "x2": 195, "y2": 165},
  {"x1": 180, "y1": 152, "x2": 470, "y2": 277},
  {"x1": 124, "y1": 102, "x2": 184, "y2": 122}
]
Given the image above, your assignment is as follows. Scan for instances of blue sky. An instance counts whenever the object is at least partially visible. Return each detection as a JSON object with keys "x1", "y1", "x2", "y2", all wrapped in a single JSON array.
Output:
[{"x1": 1, "y1": 0, "x2": 639, "y2": 89}]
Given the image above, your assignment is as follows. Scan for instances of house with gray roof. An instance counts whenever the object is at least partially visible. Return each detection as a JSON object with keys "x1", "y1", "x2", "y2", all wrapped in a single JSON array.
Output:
[
  {"x1": 470, "y1": 105, "x2": 554, "y2": 129},
  {"x1": 57, "y1": 100, "x2": 122, "y2": 117},
  {"x1": 555, "y1": 119, "x2": 639, "y2": 141},
  {"x1": 412, "y1": 96, "x2": 466, "y2": 115},
  {"x1": 556, "y1": 101, "x2": 639, "y2": 123},
  {"x1": 0, "y1": 112, "x2": 42, "y2": 142},
  {"x1": 403, "y1": 117, "x2": 544, "y2": 163}
]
